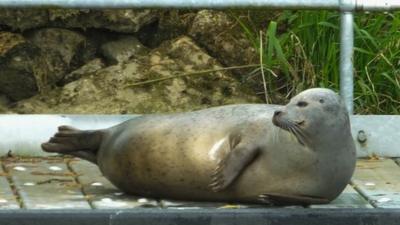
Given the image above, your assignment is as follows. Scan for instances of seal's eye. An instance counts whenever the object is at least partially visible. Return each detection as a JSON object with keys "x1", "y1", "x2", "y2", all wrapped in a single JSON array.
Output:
[
  {"x1": 319, "y1": 99, "x2": 325, "y2": 104},
  {"x1": 297, "y1": 101, "x2": 308, "y2": 107}
]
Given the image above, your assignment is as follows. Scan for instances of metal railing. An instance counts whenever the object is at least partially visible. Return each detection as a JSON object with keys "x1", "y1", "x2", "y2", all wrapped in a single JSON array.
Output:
[{"x1": 0, "y1": 0, "x2": 399, "y2": 10}]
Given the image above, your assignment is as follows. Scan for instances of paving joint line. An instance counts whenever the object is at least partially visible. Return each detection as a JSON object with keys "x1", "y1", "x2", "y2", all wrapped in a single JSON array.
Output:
[
  {"x1": 66, "y1": 159, "x2": 95, "y2": 209},
  {"x1": 1, "y1": 159, "x2": 24, "y2": 209}
]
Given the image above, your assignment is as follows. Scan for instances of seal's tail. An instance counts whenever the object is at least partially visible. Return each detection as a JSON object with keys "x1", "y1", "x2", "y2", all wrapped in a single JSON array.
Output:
[{"x1": 41, "y1": 125, "x2": 103, "y2": 163}]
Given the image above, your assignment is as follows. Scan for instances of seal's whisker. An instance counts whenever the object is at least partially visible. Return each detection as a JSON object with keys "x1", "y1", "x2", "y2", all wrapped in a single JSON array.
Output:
[
  {"x1": 287, "y1": 126, "x2": 298, "y2": 143},
  {"x1": 291, "y1": 128, "x2": 305, "y2": 145},
  {"x1": 288, "y1": 127, "x2": 301, "y2": 145},
  {"x1": 286, "y1": 123, "x2": 307, "y2": 146},
  {"x1": 275, "y1": 126, "x2": 280, "y2": 143},
  {"x1": 291, "y1": 125, "x2": 309, "y2": 146},
  {"x1": 293, "y1": 124, "x2": 309, "y2": 140},
  {"x1": 283, "y1": 122, "x2": 290, "y2": 130},
  {"x1": 271, "y1": 126, "x2": 277, "y2": 144}
]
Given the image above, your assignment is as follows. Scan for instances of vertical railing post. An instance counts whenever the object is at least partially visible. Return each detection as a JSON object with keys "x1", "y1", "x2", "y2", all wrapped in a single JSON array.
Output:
[{"x1": 339, "y1": 10, "x2": 354, "y2": 114}]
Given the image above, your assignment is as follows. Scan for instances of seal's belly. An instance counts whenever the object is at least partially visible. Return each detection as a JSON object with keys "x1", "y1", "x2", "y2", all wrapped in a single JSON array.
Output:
[{"x1": 98, "y1": 126, "x2": 230, "y2": 198}]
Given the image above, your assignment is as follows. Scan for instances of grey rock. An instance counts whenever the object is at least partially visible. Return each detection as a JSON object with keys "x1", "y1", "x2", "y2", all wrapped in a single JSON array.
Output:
[
  {"x1": 0, "y1": 9, "x2": 48, "y2": 31},
  {"x1": 189, "y1": 10, "x2": 257, "y2": 74},
  {"x1": 0, "y1": 9, "x2": 157, "y2": 34},
  {"x1": 27, "y1": 28, "x2": 88, "y2": 84},
  {"x1": 100, "y1": 36, "x2": 149, "y2": 65},
  {"x1": 0, "y1": 94, "x2": 12, "y2": 113},
  {"x1": 0, "y1": 32, "x2": 47, "y2": 101},
  {"x1": 138, "y1": 10, "x2": 197, "y2": 48},
  {"x1": 49, "y1": 9, "x2": 158, "y2": 33},
  {"x1": 61, "y1": 58, "x2": 106, "y2": 85}
]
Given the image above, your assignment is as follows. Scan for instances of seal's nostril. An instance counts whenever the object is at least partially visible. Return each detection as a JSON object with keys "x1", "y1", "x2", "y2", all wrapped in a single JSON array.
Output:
[{"x1": 274, "y1": 111, "x2": 282, "y2": 117}]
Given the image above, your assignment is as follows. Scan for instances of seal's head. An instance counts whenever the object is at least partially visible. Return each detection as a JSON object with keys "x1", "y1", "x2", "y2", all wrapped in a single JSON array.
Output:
[{"x1": 273, "y1": 88, "x2": 350, "y2": 147}]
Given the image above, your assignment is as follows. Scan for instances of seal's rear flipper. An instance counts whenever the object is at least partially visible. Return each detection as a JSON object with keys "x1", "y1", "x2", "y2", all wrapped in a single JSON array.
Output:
[
  {"x1": 41, "y1": 125, "x2": 103, "y2": 163},
  {"x1": 258, "y1": 193, "x2": 330, "y2": 206}
]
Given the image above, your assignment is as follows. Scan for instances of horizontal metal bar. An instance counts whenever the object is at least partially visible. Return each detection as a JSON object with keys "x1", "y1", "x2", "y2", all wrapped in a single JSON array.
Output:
[
  {"x1": 0, "y1": 0, "x2": 339, "y2": 9},
  {"x1": 351, "y1": 115, "x2": 400, "y2": 158},
  {"x1": 0, "y1": 115, "x2": 136, "y2": 156},
  {"x1": 357, "y1": 0, "x2": 400, "y2": 11},
  {"x1": 0, "y1": 0, "x2": 399, "y2": 10},
  {"x1": 0, "y1": 208, "x2": 400, "y2": 225},
  {"x1": 0, "y1": 115, "x2": 399, "y2": 157}
]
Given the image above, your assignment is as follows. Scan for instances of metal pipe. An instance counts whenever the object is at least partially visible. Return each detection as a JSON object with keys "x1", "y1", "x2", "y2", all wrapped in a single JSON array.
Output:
[
  {"x1": 0, "y1": 0, "x2": 338, "y2": 9},
  {"x1": 356, "y1": 0, "x2": 400, "y2": 11},
  {"x1": 0, "y1": 0, "x2": 399, "y2": 9},
  {"x1": 339, "y1": 11, "x2": 354, "y2": 114},
  {"x1": 0, "y1": 115, "x2": 137, "y2": 156},
  {"x1": 1, "y1": 115, "x2": 400, "y2": 157}
]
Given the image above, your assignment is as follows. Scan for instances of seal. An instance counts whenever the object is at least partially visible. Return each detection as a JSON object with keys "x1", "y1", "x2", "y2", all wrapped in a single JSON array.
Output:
[{"x1": 41, "y1": 88, "x2": 356, "y2": 205}]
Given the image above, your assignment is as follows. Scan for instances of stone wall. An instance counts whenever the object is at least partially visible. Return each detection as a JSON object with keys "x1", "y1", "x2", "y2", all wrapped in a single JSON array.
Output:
[{"x1": 0, "y1": 9, "x2": 264, "y2": 113}]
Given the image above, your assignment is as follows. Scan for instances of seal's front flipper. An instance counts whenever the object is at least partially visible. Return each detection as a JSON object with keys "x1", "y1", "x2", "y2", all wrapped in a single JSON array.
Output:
[
  {"x1": 41, "y1": 126, "x2": 103, "y2": 163},
  {"x1": 209, "y1": 134, "x2": 259, "y2": 192},
  {"x1": 258, "y1": 193, "x2": 330, "y2": 206},
  {"x1": 67, "y1": 151, "x2": 97, "y2": 164}
]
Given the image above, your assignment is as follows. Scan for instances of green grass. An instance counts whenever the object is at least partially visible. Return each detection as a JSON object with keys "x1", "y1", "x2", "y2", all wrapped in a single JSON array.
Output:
[{"x1": 234, "y1": 11, "x2": 400, "y2": 114}]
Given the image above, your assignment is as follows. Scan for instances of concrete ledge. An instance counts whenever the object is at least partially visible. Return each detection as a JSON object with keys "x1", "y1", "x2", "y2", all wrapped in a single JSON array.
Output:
[{"x1": 1, "y1": 208, "x2": 400, "y2": 225}]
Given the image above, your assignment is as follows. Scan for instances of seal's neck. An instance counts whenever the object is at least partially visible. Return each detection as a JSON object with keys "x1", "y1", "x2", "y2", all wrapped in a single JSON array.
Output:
[{"x1": 310, "y1": 118, "x2": 355, "y2": 156}]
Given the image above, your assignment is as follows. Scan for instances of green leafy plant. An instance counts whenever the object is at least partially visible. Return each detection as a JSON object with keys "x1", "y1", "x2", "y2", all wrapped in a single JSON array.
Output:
[{"x1": 235, "y1": 10, "x2": 400, "y2": 114}]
